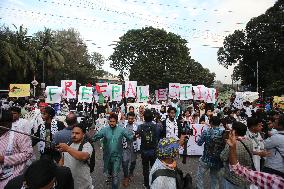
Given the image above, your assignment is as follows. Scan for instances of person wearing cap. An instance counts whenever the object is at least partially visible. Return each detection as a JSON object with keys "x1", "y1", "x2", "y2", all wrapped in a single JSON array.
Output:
[{"x1": 149, "y1": 137, "x2": 189, "y2": 189}]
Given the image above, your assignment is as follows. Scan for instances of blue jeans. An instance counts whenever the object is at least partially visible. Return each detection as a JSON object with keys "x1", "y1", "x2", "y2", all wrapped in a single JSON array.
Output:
[
  {"x1": 196, "y1": 159, "x2": 220, "y2": 189},
  {"x1": 222, "y1": 178, "x2": 247, "y2": 189},
  {"x1": 122, "y1": 160, "x2": 136, "y2": 178},
  {"x1": 112, "y1": 172, "x2": 119, "y2": 189}
]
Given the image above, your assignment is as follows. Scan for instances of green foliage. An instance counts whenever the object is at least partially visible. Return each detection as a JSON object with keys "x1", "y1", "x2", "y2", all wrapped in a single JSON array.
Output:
[
  {"x1": 217, "y1": 0, "x2": 284, "y2": 95},
  {"x1": 0, "y1": 25, "x2": 106, "y2": 87},
  {"x1": 110, "y1": 26, "x2": 215, "y2": 90}
]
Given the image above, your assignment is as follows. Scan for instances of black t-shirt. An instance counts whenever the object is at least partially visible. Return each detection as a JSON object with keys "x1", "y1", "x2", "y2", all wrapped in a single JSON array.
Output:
[{"x1": 4, "y1": 166, "x2": 74, "y2": 189}]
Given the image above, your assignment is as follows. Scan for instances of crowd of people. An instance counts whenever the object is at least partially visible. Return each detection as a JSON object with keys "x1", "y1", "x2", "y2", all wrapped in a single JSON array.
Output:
[{"x1": 0, "y1": 95, "x2": 283, "y2": 189}]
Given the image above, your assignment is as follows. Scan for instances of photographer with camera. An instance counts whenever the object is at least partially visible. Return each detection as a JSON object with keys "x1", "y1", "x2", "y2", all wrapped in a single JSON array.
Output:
[{"x1": 196, "y1": 116, "x2": 225, "y2": 189}]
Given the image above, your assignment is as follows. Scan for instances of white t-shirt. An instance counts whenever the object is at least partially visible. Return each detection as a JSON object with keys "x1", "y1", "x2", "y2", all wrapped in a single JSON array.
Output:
[
  {"x1": 11, "y1": 118, "x2": 31, "y2": 134},
  {"x1": 64, "y1": 142, "x2": 93, "y2": 189}
]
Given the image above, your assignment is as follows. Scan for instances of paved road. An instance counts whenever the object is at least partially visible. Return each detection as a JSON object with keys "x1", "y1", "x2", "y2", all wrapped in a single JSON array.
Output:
[{"x1": 91, "y1": 142, "x2": 210, "y2": 189}]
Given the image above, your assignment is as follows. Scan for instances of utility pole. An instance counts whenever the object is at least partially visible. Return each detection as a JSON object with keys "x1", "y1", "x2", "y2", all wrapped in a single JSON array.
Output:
[{"x1": 256, "y1": 61, "x2": 259, "y2": 93}]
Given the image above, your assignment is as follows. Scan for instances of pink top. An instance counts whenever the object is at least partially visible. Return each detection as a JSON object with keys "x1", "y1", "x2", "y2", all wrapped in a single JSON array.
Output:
[
  {"x1": 0, "y1": 131, "x2": 33, "y2": 188},
  {"x1": 230, "y1": 162, "x2": 284, "y2": 189}
]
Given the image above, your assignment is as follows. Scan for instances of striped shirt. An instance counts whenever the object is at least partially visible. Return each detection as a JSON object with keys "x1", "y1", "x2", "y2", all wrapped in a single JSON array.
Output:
[
  {"x1": 230, "y1": 162, "x2": 284, "y2": 189},
  {"x1": 149, "y1": 159, "x2": 176, "y2": 189},
  {"x1": 0, "y1": 131, "x2": 33, "y2": 188}
]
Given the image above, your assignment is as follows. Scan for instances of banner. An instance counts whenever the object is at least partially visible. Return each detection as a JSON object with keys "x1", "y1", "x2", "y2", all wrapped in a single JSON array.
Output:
[
  {"x1": 169, "y1": 83, "x2": 180, "y2": 99},
  {"x1": 45, "y1": 86, "x2": 62, "y2": 104},
  {"x1": 137, "y1": 85, "x2": 149, "y2": 103},
  {"x1": 233, "y1": 92, "x2": 259, "y2": 109},
  {"x1": 155, "y1": 88, "x2": 168, "y2": 101},
  {"x1": 9, "y1": 84, "x2": 30, "y2": 97},
  {"x1": 273, "y1": 96, "x2": 284, "y2": 109},
  {"x1": 180, "y1": 84, "x2": 193, "y2": 100},
  {"x1": 78, "y1": 86, "x2": 93, "y2": 103},
  {"x1": 193, "y1": 85, "x2": 206, "y2": 101},
  {"x1": 125, "y1": 81, "x2": 137, "y2": 98},
  {"x1": 96, "y1": 83, "x2": 109, "y2": 98},
  {"x1": 110, "y1": 84, "x2": 122, "y2": 102},
  {"x1": 205, "y1": 88, "x2": 217, "y2": 103},
  {"x1": 179, "y1": 124, "x2": 208, "y2": 155},
  {"x1": 61, "y1": 80, "x2": 76, "y2": 99}
]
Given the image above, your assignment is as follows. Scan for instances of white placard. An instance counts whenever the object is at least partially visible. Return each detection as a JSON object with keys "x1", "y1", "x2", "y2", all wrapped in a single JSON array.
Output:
[
  {"x1": 180, "y1": 84, "x2": 193, "y2": 100},
  {"x1": 61, "y1": 80, "x2": 76, "y2": 99},
  {"x1": 78, "y1": 86, "x2": 93, "y2": 103},
  {"x1": 125, "y1": 81, "x2": 137, "y2": 98},
  {"x1": 45, "y1": 86, "x2": 62, "y2": 104},
  {"x1": 169, "y1": 83, "x2": 180, "y2": 99}
]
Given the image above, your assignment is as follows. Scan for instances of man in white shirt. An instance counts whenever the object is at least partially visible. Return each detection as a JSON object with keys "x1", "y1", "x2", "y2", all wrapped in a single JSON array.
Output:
[
  {"x1": 57, "y1": 124, "x2": 93, "y2": 189},
  {"x1": 246, "y1": 117, "x2": 271, "y2": 189},
  {"x1": 162, "y1": 107, "x2": 179, "y2": 140},
  {"x1": 10, "y1": 106, "x2": 31, "y2": 134}
]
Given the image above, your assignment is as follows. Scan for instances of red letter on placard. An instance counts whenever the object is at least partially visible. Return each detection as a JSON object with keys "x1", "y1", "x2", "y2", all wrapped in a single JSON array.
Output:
[
  {"x1": 65, "y1": 81, "x2": 75, "y2": 96},
  {"x1": 126, "y1": 83, "x2": 136, "y2": 97},
  {"x1": 206, "y1": 88, "x2": 213, "y2": 102},
  {"x1": 197, "y1": 85, "x2": 202, "y2": 100}
]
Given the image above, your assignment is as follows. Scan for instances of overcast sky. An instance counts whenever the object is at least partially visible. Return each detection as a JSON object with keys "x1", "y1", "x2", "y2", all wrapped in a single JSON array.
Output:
[{"x1": 0, "y1": 0, "x2": 277, "y2": 83}]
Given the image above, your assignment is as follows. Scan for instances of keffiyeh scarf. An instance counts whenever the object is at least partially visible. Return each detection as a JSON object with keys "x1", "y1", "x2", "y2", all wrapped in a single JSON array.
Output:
[
  {"x1": 166, "y1": 118, "x2": 179, "y2": 140},
  {"x1": 122, "y1": 122, "x2": 138, "y2": 152},
  {"x1": 38, "y1": 119, "x2": 58, "y2": 153}
]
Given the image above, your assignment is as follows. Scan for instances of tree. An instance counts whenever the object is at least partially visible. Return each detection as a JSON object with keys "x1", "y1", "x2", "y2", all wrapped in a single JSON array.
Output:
[
  {"x1": 53, "y1": 28, "x2": 105, "y2": 84},
  {"x1": 0, "y1": 25, "x2": 106, "y2": 87},
  {"x1": 217, "y1": 0, "x2": 284, "y2": 95},
  {"x1": 33, "y1": 28, "x2": 65, "y2": 85},
  {"x1": 0, "y1": 25, "x2": 34, "y2": 85},
  {"x1": 110, "y1": 26, "x2": 215, "y2": 90}
]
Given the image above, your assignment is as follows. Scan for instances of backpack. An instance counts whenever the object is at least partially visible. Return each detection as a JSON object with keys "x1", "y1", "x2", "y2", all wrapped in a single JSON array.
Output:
[
  {"x1": 140, "y1": 123, "x2": 157, "y2": 150},
  {"x1": 205, "y1": 129, "x2": 226, "y2": 167},
  {"x1": 151, "y1": 168, "x2": 193, "y2": 189},
  {"x1": 67, "y1": 140, "x2": 96, "y2": 173}
]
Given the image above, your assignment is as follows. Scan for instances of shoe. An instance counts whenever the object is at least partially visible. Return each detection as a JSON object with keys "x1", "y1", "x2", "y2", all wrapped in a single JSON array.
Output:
[
  {"x1": 128, "y1": 174, "x2": 134, "y2": 182},
  {"x1": 123, "y1": 177, "x2": 129, "y2": 187}
]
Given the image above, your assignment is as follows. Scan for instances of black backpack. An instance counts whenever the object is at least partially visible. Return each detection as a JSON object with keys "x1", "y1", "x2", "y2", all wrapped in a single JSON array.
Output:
[
  {"x1": 67, "y1": 140, "x2": 96, "y2": 173},
  {"x1": 151, "y1": 168, "x2": 193, "y2": 189},
  {"x1": 140, "y1": 123, "x2": 157, "y2": 150}
]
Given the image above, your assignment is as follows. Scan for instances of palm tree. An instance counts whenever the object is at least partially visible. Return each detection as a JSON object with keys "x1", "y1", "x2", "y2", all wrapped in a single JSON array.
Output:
[
  {"x1": 0, "y1": 25, "x2": 34, "y2": 85},
  {"x1": 34, "y1": 28, "x2": 65, "y2": 85}
]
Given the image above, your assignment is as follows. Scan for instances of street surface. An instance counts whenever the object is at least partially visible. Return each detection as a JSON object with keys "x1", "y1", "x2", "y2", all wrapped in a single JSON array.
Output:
[{"x1": 91, "y1": 143, "x2": 210, "y2": 189}]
